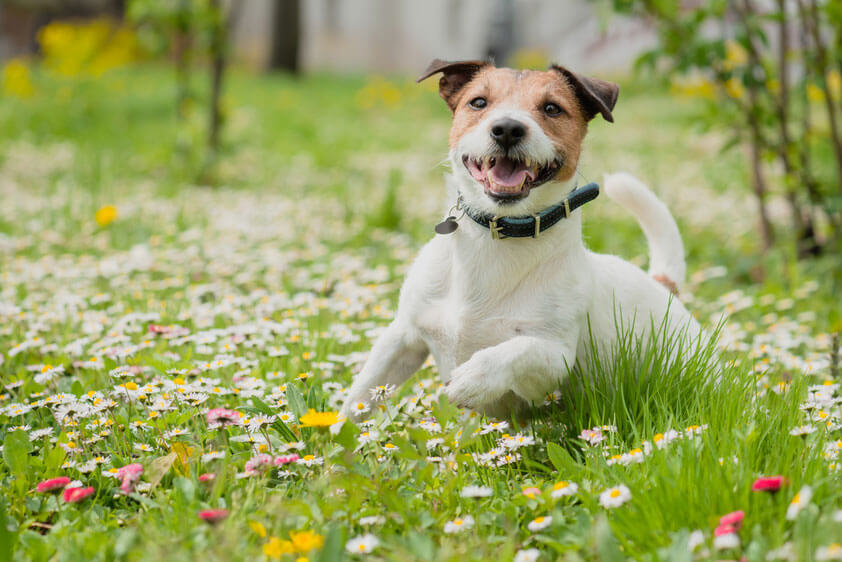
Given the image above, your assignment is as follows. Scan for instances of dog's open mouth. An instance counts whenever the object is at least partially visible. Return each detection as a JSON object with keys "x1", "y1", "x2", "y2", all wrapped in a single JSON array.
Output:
[{"x1": 463, "y1": 154, "x2": 561, "y2": 202}]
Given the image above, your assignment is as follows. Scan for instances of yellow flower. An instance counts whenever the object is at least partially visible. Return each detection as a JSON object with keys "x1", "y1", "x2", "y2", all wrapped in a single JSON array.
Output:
[
  {"x1": 298, "y1": 409, "x2": 340, "y2": 428},
  {"x1": 724, "y1": 77, "x2": 746, "y2": 100},
  {"x1": 2, "y1": 59, "x2": 35, "y2": 99},
  {"x1": 95, "y1": 205, "x2": 118, "y2": 227},
  {"x1": 289, "y1": 530, "x2": 324, "y2": 553},
  {"x1": 511, "y1": 48, "x2": 549, "y2": 70},
  {"x1": 38, "y1": 18, "x2": 136, "y2": 78},
  {"x1": 249, "y1": 521, "x2": 267, "y2": 538},
  {"x1": 263, "y1": 537, "x2": 294, "y2": 559},
  {"x1": 724, "y1": 40, "x2": 748, "y2": 70},
  {"x1": 828, "y1": 70, "x2": 841, "y2": 100},
  {"x1": 807, "y1": 83, "x2": 825, "y2": 103},
  {"x1": 670, "y1": 76, "x2": 715, "y2": 100}
]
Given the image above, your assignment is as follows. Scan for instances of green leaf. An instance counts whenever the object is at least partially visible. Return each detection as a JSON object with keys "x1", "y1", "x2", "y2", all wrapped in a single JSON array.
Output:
[
  {"x1": 114, "y1": 528, "x2": 138, "y2": 557},
  {"x1": 2, "y1": 430, "x2": 30, "y2": 476},
  {"x1": 44, "y1": 444, "x2": 66, "y2": 472},
  {"x1": 146, "y1": 452, "x2": 177, "y2": 490},
  {"x1": 286, "y1": 384, "x2": 307, "y2": 418},
  {"x1": 174, "y1": 476, "x2": 195, "y2": 502},
  {"x1": 316, "y1": 524, "x2": 344, "y2": 562},
  {"x1": 547, "y1": 442, "x2": 578, "y2": 474},
  {"x1": 0, "y1": 498, "x2": 18, "y2": 559},
  {"x1": 250, "y1": 396, "x2": 274, "y2": 416},
  {"x1": 592, "y1": 515, "x2": 623, "y2": 562},
  {"x1": 333, "y1": 419, "x2": 359, "y2": 451}
]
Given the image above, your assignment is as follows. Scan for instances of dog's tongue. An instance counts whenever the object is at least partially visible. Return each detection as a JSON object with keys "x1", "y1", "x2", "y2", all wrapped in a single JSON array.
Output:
[{"x1": 488, "y1": 156, "x2": 531, "y2": 188}]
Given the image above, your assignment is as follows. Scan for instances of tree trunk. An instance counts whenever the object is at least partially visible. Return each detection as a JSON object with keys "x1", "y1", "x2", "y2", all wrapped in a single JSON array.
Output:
[
  {"x1": 208, "y1": 0, "x2": 226, "y2": 152},
  {"x1": 268, "y1": 0, "x2": 300, "y2": 73}
]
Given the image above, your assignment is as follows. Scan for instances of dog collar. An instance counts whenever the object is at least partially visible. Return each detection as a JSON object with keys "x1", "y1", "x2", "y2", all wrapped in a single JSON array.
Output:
[{"x1": 460, "y1": 182, "x2": 600, "y2": 239}]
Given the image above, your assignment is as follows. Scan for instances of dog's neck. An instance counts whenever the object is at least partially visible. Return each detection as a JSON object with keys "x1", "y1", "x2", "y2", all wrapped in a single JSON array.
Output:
[{"x1": 443, "y1": 175, "x2": 586, "y2": 299}]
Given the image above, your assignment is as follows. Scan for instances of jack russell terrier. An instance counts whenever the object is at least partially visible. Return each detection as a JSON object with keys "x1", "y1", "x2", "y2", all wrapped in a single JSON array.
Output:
[{"x1": 341, "y1": 60, "x2": 701, "y2": 420}]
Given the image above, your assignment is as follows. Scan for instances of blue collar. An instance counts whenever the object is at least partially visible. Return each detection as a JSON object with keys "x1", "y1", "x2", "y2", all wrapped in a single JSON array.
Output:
[{"x1": 463, "y1": 182, "x2": 600, "y2": 239}]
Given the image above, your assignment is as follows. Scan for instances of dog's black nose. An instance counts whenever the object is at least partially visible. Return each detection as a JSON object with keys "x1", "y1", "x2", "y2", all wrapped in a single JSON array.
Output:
[{"x1": 490, "y1": 118, "x2": 527, "y2": 148}]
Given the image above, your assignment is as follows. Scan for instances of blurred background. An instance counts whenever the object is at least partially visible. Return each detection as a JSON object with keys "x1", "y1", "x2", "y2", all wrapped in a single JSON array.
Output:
[{"x1": 1, "y1": 0, "x2": 841, "y2": 308}]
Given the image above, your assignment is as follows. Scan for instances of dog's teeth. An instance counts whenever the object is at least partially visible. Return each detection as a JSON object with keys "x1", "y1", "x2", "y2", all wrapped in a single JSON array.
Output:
[{"x1": 525, "y1": 158, "x2": 531, "y2": 167}]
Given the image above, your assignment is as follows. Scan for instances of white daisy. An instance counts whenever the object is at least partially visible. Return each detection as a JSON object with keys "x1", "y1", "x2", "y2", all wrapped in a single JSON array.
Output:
[
  {"x1": 443, "y1": 515, "x2": 474, "y2": 534},
  {"x1": 514, "y1": 548, "x2": 540, "y2": 562},
  {"x1": 551, "y1": 480, "x2": 578, "y2": 498},
  {"x1": 345, "y1": 534, "x2": 379, "y2": 554},
  {"x1": 785, "y1": 485, "x2": 812, "y2": 520},
  {"x1": 527, "y1": 515, "x2": 552, "y2": 532},
  {"x1": 598, "y1": 485, "x2": 631, "y2": 508},
  {"x1": 460, "y1": 485, "x2": 492, "y2": 498}
]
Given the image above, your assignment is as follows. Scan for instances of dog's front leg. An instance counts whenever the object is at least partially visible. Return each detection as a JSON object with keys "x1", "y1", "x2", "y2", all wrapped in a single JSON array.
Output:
[
  {"x1": 341, "y1": 320, "x2": 429, "y2": 418},
  {"x1": 444, "y1": 334, "x2": 577, "y2": 414}
]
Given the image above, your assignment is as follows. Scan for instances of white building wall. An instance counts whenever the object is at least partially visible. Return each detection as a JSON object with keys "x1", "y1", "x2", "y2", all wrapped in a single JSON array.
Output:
[{"x1": 232, "y1": 0, "x2": 656, "y2": 75}]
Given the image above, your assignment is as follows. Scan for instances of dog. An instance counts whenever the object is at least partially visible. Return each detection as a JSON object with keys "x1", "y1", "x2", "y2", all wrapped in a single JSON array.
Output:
[{"x1": 341, "y1": 60, "x2": 701, "y2": 420}]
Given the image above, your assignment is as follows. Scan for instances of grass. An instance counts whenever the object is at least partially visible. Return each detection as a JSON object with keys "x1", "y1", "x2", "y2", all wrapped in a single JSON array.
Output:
[{"x1": 1, "y1": 63, "x2": 841, "y2": 561}]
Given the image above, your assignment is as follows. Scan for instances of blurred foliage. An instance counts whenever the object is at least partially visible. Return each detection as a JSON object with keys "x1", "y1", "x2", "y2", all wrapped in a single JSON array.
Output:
[
  {"x1": 608, "y1": 0, "x2": 842, "y2": 259},
  {"x1": 38, "y1": 18, "x2": 138, "y2": 78},
  {"x1": 1, "y1": 59, "x2": 34, "y2": 99},
  {"x1": 510, "y1": 48, "x2": 551, "y2": 70}
]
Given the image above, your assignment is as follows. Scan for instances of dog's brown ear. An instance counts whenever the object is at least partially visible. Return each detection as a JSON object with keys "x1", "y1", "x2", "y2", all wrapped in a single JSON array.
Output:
[
  {"x1": 417, "y1": 59, "x2": 488, "y2": 112},
  {"x1": 551, "y1": 65, "x2": 619, "y2": 123}
]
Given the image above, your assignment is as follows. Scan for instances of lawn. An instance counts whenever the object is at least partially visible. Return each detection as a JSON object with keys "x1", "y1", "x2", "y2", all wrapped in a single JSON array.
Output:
[{"x1": 1, "y1": 64, "x2": 841, "y2": 561}]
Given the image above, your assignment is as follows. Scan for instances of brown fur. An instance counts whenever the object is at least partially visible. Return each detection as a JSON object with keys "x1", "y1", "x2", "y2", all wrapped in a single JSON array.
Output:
[
  {"x1": 446, "y1": 67, "x2": 591, "y2": 181},
  {"x1": 652, "y1": 273, "x2": 679, "y2": 296}
]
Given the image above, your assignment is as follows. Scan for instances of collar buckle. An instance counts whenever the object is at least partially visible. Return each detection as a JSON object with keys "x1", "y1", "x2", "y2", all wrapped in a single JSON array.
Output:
[{"x1": 489, "y1": 216, "x2": 506, "y2": 240}]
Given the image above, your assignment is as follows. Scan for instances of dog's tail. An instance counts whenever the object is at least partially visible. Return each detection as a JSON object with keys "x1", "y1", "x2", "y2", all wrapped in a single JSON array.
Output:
[{"x1": 603, "y1": 172, "x2": 685, "y2": 294}]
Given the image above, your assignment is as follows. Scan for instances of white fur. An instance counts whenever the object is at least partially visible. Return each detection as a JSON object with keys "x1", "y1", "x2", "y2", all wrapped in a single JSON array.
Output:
[
  {"x1": 604, "y1": 172, "x2": 686, "y2": 290},
  {"x1": 342, "y1": 125, "x2": 700, "y2": 419}
]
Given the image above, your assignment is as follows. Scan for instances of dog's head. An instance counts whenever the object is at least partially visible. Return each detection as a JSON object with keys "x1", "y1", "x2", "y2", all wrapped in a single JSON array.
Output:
[{"x1": 418, "y1": 60, "x2": 618, "y2": 216}]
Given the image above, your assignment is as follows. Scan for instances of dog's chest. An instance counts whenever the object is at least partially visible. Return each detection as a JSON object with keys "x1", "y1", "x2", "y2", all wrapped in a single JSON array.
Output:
[{"x1": 414, "y1": 285, "x2": 556, "y2": 378}]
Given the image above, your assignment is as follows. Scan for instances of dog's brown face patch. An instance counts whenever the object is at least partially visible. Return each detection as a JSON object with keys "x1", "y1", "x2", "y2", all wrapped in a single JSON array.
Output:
[{"x1": 447, "y1": 67, "x2": 590, "y2": 181}]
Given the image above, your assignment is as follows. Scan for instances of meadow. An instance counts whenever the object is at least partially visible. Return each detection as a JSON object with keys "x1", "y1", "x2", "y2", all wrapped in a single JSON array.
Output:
[{"x1": 1, "y1": 64, "x2": 842, "y2": 561}]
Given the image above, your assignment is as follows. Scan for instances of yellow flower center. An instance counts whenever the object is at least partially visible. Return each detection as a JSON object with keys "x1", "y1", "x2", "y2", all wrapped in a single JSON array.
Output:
[{"x1": 610, "y1": 489, "x2": 621, "y2": 498}]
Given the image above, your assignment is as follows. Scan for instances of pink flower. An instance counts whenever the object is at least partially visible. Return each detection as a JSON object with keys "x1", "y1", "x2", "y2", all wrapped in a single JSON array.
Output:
[
  {"x1": 715, "y1": 524, "x2": 737, "y2": 536},
  {"x1": 198, "y1": 473, "x2": 216, "y2": 483},
  {"x1": 198, "y1": 509, "x2": 228, "y2": 524},
  {"x1": 719, "y1": 510, "x2": 745, "y2": 529},
  {"x1": 274, "y1": 454, "x2": 300, "y2": 466},
  {"x1": 752, "y1": 476, "x2": 787, "y2": 493},
  {"x1": 522, "y1": 487, "x2": 541, "y2": 498},
  {"x1": 63, "y1": 486, "x2": 95, "y2": 503},
  {"x1": 117, "y1": 463, "x2": 143, "y2": 494},
  {"x1": 36, "y1": 476, "x2": 71, "y2": 493},
  {"x1": 206, "y1": 407, "x2": 240, "y2": 427},
  {"x1": 244, "y1": 454, "x2": 273, "y2": 475}
]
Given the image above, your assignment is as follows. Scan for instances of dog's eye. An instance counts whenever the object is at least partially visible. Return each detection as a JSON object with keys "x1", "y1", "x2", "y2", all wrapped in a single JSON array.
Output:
[
  {"x1": 543, "y1": 102, "x2": 564, "y2": 116},
  {"x1": 469, "y1": 97, "x2": 487, "y2": 110}
]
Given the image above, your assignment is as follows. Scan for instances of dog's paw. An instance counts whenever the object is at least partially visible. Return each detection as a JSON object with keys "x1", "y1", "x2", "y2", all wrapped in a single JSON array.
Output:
[{"x1": 444, "y1": 350, "x2": 511, "y2": 411}]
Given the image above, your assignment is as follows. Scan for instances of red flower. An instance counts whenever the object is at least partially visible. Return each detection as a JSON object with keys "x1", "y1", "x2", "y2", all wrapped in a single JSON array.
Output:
[
  {"x1": 719, "y1": 510, "x2": 745, "y2": 529},
  {"x1": 36, "y1": 476, "x2": 71, "y2": 493},
  {"x1": 198, "y1": 509, "x2": 228, "y2": 524},
  {"x1": 198, "y1": 473, "x2": 216, "y2": 483},
  {"x1": 752, "y1": 476, "x2": 788, "y2": 492},
  {"x1": 63, "y1": 486, "x2": 95, "y2": 503}
]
